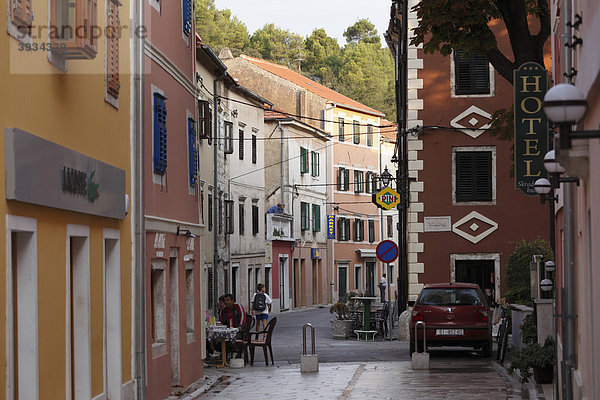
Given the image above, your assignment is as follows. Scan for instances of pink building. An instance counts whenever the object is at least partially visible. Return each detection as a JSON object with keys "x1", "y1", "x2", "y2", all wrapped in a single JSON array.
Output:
[{"x1": 143, "y1": 0, "x2": 203, "y2": 397}]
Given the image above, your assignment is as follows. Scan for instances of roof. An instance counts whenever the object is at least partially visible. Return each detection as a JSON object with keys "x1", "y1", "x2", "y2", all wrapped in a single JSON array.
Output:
[
  {"x1": 240, "y1": 55, "x2": 385, "y2": 117},
  {"x1": 380, "y1": 119, "x2": 397, "y2": 141},
  {"x1": 264, "y1": 109, "x2": 331, "y2": 138}
]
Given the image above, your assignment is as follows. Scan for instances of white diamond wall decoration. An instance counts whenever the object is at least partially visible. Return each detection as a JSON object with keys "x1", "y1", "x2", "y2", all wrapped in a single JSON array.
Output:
[
  {"x1": 452, "y1": 211, "x2": 498, "y2": 243},
  {"x1": 450, "y1": 106, "x2": 492, "y2": 138}
]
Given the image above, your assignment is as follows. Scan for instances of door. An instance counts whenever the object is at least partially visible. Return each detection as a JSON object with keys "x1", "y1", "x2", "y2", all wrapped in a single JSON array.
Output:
[
  {"x1": 455, "y1": 259, "x2": 495, "y2": 297},
  {"x1": 279, "y1": 255, "x2": 290, "y2": 310},
  {"x1": 338, "y1": 266, "x2": 348, "y2": 302},
  {"x1": 365, "y1": 261, "x2": 376, "y2": 297},
  {"x1": 168, "y1": 252, "x2": 180, "y2": 386}
]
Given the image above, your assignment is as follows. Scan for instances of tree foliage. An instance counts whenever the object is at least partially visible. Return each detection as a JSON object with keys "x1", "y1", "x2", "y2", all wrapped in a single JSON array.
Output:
[
  {"x1": 410, "y1": 0, "x2": 550, "y2": 84},
  {"x1": 195, "y1": 0, "x2": 250, "y2": 56},
  {"x1": 249, "y1": 23, "x2": 305, "y2": 68},
  {"x1": 343, "y1": 18, "x2": 380, "y2": 45},
  {"x1": 303, "y1": 28, "x2": 342, "y2": 87},
  {"x1": 504, "y1": 238, "x2": 553, "y2": 306}
]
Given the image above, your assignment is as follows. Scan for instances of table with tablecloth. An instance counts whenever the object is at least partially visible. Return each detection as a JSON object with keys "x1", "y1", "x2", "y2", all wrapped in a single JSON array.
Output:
[{"x1": 206, "y1": 326, "x2": 239, "y2": 367}]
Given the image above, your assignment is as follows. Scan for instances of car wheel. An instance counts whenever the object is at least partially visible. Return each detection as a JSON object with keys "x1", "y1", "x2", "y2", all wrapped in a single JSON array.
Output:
[{"x1": 482, "y1": 339, "x2": 492, "y2": 357}]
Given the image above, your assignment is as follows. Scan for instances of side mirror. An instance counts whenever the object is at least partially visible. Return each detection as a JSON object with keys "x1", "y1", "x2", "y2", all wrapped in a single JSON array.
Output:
[{"x1": 407, "y1": 300, "x2": 415, "y2": 307}]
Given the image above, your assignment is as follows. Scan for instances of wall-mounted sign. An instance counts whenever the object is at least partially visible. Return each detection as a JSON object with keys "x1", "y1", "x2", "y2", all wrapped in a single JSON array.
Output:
[
  {"x1": 311, "y1": 248, "x2": 321, "y2": 259},
  {"x1": 514, "y1": 62, "x2": 548, "y2": 196},
  {"x1": 5, "y1": 128, "x2": 126, "y2": 219},
  {"x1": 373, "y1": 187, "x2": 401, "y2": 210},
  {"x1": 327, "y1": 215, "x2": 336, "y2": 239},
  {"x1": 424, "y1": 216, "x2": 451, "y2": 232}
]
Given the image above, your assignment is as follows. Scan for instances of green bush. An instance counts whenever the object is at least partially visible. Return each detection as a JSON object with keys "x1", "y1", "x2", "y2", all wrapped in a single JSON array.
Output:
[
  {"x1": 504, "y1": 238, "x2": 553, "y2": 306},
  {"x1": 509, "y1": 336, "x2": 554, "y2": 383},
  {"x1": 520, "y1": 311, "x2": 537, "y2": 345}
]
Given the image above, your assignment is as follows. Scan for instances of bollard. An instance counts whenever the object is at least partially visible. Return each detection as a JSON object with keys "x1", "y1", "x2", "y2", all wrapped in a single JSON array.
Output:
[
  {"x1": 300, "y1": 323, "x2": 318, "y2": 373},
  {"x1": 411, "y1": 321, "x2": 429, "y2": 370}
]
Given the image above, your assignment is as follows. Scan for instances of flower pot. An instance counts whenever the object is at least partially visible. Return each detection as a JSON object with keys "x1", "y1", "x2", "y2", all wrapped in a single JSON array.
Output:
[
  {"x1": 533, "y1": 365, "x2": 553, "y2": 384},
  {"x1": 330, "y1": 319, "x2": 354, "y2": 339}
]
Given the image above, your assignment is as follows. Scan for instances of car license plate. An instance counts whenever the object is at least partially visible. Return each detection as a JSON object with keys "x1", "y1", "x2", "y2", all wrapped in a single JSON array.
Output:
[{"x1": 436, "y1": 329, "x2": 464, "y2": 336}]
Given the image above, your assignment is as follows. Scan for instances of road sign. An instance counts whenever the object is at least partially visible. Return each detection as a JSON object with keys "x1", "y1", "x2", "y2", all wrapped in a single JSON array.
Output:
[
  {"x1": 373, "y1": 187, "x2": 401, "y2": 210},
  {"x1": 376, "y1": 240, "x2": 399, "y2": 263}
]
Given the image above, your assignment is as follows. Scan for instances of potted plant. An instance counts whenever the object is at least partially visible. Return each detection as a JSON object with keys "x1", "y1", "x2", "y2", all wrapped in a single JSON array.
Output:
[
  {"x1": 329, "y1": 302, "x2": 353, "y2": 339},
  {"x1": 508, "y1": 336, "x2": 554, "y2": 383}
]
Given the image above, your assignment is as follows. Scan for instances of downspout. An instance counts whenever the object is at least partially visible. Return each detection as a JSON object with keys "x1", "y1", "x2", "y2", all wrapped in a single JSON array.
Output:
[
  {"x1": 279, "y1": 121, "x2": 285, "y2": 205},
  {"x1": 133, "y1": 0, "x2": 146, "y2": 395},
  {"x1": 213, "y1": 71, "x2": 226, "y2": 317},
  {"x1": 322, "y1": 104, "x2": 335, "y2": 304},
  {"x1": 561, "y1": 0, "x2": 575, "y2": 398}
]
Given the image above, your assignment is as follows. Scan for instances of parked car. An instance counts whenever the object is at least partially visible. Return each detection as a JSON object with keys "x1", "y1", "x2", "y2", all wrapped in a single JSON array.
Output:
[{"x1": 409, "y1": 282, "x2": 492, "y2": 357}]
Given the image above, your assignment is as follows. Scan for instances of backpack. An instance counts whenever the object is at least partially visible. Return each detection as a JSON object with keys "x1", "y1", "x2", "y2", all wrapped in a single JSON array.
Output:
[{"x1": 253, "y1": 293, "x2": 267, "y2": 311}]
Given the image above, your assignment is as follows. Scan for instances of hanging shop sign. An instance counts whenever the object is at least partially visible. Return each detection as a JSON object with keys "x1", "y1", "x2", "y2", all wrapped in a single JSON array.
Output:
[
  {"x1": 327, "y1": 215, "x2": 336, "y2": 239},
  {"x1": 514, "y1": 62, "x2": 548, "y2": 196}
]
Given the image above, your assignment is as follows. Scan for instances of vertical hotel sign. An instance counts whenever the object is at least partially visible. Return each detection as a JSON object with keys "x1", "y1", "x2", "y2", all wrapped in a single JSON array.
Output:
[
  {"x1": 514, "y1": 62, "x2": 548, "y2": 196},
  {"x1": 327, "y1": 215, "x2": 336, "y2": 239}
]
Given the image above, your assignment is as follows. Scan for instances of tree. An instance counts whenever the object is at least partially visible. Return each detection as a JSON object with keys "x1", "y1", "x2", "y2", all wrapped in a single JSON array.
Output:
[
  {"x1": 195, "y1": 0, "x2": 250, "y2": 56},
  {"x1": 249, "y1": 23, "x2": 305, "y2": 68},
  {"x1": 343, "y1": 19, "x2": 380, "y2": 45},
  {"x1": 303, "y1": 28, "x2": 342, "y2": 86},
  {"x1": 410, "y1": 0, "x2": 550, "y2": 84},
  {"x1": 504, "y1": 238, "x2": 553, "y2": 305}
]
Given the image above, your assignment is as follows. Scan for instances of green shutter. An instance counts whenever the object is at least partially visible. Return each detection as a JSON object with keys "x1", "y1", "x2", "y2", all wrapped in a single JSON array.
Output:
[{"x1": 312, "y1": 204, "x2": 320, "y2": 232}]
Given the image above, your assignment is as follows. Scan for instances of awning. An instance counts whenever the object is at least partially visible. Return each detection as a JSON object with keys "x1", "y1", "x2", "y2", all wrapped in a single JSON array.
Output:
[{"x1": 356, "y1": 249, "x2": 377, "y2": 258}]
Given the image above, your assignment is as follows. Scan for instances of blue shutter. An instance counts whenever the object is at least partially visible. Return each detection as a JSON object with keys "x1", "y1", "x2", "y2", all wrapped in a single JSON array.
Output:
[
  {"x1": 153, "y1": 93, "x2": 167, "y2": 175},
  {"x1": 188, "y1": 117, "x2": 198, "y2": 186},
  {"x1": 182, "y1": 0, "x2": 192, "y2": 35}
]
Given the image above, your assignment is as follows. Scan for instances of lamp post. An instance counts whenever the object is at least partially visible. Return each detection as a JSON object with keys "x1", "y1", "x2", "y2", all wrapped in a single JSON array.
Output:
[{"x1": 380, "y1": 167, "x2": 393, "y2": 188}]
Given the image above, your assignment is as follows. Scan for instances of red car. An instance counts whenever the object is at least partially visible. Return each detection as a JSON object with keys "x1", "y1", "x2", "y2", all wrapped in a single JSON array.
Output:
[{"x1": 409, "y1": 282, "x2": 492, "y2": 357}]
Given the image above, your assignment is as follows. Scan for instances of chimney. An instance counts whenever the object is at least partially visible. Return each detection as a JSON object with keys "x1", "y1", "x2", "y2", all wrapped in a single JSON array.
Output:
[{"x1": 219, "y1": 48, "x2": 234, "y2": 60}]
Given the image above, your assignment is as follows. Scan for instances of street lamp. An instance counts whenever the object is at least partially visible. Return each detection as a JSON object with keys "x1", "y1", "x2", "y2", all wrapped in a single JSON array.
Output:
[
  {"x1": 543, "y1": 83, "x2": 600, "y2": 149},
  {"x1": 545, "y1": 261, "x2": 556, "y2": 273},
  {"x1": 380, "y1": 167, "x2": 393, "y2": 188},
  {"x1": 540, "y1": 278, "x2": 553, "y2": 292}
]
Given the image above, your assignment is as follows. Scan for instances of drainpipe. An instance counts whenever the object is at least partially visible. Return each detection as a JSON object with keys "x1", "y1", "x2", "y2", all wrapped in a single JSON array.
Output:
[
  {"x1": 279, "y1": 122, "x2": 285, "y2": 205},
  {"x1": 133, "y1": 0, "x2": 146, "y2": 395},
  {"x1": 214, "y1": 71, "x2": 226, "y2": 316},
  {"x1": 561, "y1": 0, "x2": 575, "y2": 398}
]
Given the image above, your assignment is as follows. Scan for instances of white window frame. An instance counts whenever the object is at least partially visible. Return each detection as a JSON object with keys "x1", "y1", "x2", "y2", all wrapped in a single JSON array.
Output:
[{"x1": 450, "y1": 50, "x2": 496, "y2": 98}]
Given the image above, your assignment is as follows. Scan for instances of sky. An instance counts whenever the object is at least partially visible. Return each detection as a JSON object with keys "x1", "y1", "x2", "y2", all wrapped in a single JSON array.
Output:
[{"x1": 213, "y1": 0, "x2": 392, "y2": 46}]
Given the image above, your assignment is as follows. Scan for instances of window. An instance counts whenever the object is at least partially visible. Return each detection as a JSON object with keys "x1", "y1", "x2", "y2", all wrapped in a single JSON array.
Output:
[
  {"x1": 207, "y1": 268, "x2": 213, "y2": 309},
  {"x1": 354, "y1": 170, "x2": 363, "y2": 193},
  {"x1": 252, "y1": 204, "x2": 259, "y2": 235},
  {"x1": 251, "y1": 135, "x2": 257, "y2": 164},
  {"x1": 368, "y1": 220, "x2": 375, "y2": 243},
  {"x1": 454, "y1": 49, "x2": 490, "y2": 95},
  {"x1": 198, "y1": 100, "x2": 212, "y2": 144},
  {"x1": 200, "y1": 187, "x2": 205, "y2": 224},
  {"x1": 367, "y1": 124, "x2": 373, "y2": 147},
  {"x1": 312, "y1": 204, "x2": 321, "y2": 232},
  {"x1": 106, "y1": 0, "x2": 120, "y2": 99},
  {"x1": 218, "y1": 192, "x2": 223, "y2": 234},
  {"x1": 353, "y1": 121, "x2": 360, "y2": 144},
  {"x1": 225, "y1": 200, "x2": 234, "y2": 234},
  {"x1": 238, "y1": 202, "x2": 245, "y2": 235},
  {"x1": 150, "y1": 261, "x2": 166, "y2": 344},
  {"x1": 208, "y1": 193, "x2": 213, "y2": 231},
  {"x1": 185, "y1": 264, "x2": 194, "y2": 334},
  {"x1": 338, "y1": 117, "x2": 345, "y2": 141},
  {"x1": 224, "y1": 122, "x2": 233, "y2": 154},
  {"x1": 187, "y1": 117, "x2": 198, "y2": 187},
  {"x1": 455, "y1": 151, "x2": 492, "y2": 202},
  {"x1": 300, "y1": 147, "x2": 309, "y2": 174},
  {"x1": 301, "y1": 202, "x2": 310, "y2": 231},
  {"x1": 51, "y1": 0, "x2": 98, "y2": 59},
  {"x1": 355, "y1": 265, "x2": 362, "y2": 288},
  {"x1": 153, "y1": 93, "x2": 167, "y2": 175},
  {"x1": 371, "y1": 173, "x2": 379, "y2": 193},
  {"x1": 354, "y1": 219, "x2": 364, "y2": 241},
  {"x1": 182, "y1": 0, "x2": 192, "y2": 35},
  {"x1": 310, "y1": 151, "x2": 319, "y2": 177},
  {"x1": 387, "y1": 215, "x2": 393, "y2": 237},
  {"x1": 337, "y1": 217, "x2": 350, "y2": 241},
  {"x1": 337, "y1": 167, "x2": 350, "y2": 191},
  {"x1": 365, "y1": 172, "x2": 373, "y2": 194},
  {"x1": 239, "y1": 129, "x2": 244, "y2": 160}
]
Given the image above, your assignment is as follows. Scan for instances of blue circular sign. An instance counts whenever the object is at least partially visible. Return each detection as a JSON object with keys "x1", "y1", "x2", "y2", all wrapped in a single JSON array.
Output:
[{"x1": 376, "y1": 240, "x2": 399, "y2": 263}]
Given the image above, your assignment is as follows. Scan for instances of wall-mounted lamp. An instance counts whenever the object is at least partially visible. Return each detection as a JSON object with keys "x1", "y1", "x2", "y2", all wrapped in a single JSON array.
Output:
[
  {"x1": 534, "y1": 150, "x2": 579, "y2": 203},
  {"x1": 545, "y1": 260, "x2": 556, "y2": 273},
  {"x1": 380, "y1": 167, "x2": 393, "y2": 187},
  {"x1": 543, "y1": 83, "x2": 600, "y2": 149},
  {"x1": 176, "y1": 225, "x2": 196, "y2": 238},
  {"x1": 540, "y1": 278, "x2": 554, "y2": 292}
]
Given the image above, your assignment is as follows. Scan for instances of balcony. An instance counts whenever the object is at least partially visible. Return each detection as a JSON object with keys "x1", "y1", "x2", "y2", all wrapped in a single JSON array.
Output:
[{"x1": 266, "y1": 213, "x2": 294, "y2": 242}]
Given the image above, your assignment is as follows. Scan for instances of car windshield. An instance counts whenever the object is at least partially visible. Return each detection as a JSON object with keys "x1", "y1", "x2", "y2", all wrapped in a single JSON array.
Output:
[{"x1": 418, "y1": 288, "x2": 483, "y2": 306}]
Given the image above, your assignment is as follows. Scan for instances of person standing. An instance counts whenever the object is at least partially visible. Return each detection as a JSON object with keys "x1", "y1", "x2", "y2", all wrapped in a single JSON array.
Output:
[
  {"x1": 379, "y1": 273, "x2": 388, "y2": 302},
  {"x1": 251, "y1": 283, "x2": 272, "y2": 339}
]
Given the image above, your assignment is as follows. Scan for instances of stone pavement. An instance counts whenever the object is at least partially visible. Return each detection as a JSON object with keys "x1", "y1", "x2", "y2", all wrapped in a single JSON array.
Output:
[{"x1": 170, "y1": 359, "x2": 550, "y2": 400}]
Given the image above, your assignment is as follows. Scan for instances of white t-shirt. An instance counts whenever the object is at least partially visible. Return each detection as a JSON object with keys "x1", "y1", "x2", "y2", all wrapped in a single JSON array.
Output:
[
  {"x1": 380, "y1": 277, "x2": 387, "y2": 288},
  {"x1": 251, "y1": 292, "x2": 273, "y2": 315}
]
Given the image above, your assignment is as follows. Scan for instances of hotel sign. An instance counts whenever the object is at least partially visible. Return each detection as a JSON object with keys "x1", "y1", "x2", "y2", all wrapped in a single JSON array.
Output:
[
  {"x1": 5, "y1": 128, "x2": 126, "y2": 219},
  {"x1": 514, "y1": 62, "x2": 548, "y2": 196},
  {"x1": 327, "y1": 215, "x2": 336, "y2": 239}
]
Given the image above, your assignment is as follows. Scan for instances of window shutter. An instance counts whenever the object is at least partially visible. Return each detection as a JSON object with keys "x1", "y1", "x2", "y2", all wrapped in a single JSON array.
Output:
[
  {"x1": 353, "y1": 121, "x2": 360, "y2": 144},
  {"x1": 106, "y1": 0, "x2": 120, "y2": 98},
  {"x1": 252, "y1": 204, "x2": 259, "y2": 234},
  {"x1": 301, "y1": 202, "x2": 309, "y2": 231},
  {"x1": 456, "y1": 151, "x2": 492, "y2": 201},
  {"x1": 251, "y1": 135, "x2": 256, "y2": 164},
  {"x1": 338, "y1": 118, "x2": 345, "y2": 141},
  {"x1": 312, "y1": 204, "x2": 320, "y2": 232},
  {"x1": 207, "y1": 268, "x2": 213, "y2": 309},
  {"x1": 344, "y1": 169, "x2": 350, "y2": 191},
  {"x1": 208, "y1": 193, "x2": 213, "y2": 231},
  {"x1": 337, "y1": 217, "x2": 343, "y2": 240},
  {"x1": 239, "y1": 129, "x2": 244, "y2": 160},
  {"x1": 387, "y1": 216, "x2": 393, "y2": 237},
  {"x1": 187, "y1": 118, "x2": 198, "y2": 187},
  {"x1": 224, "y1": 122, "x2": 233, "y2": 154},
  {"x1": 367, "y1": 124, "x2": 373, "y2": 147},
  {"x1": 153, "y1": 93, "x2": 167, "y2": 175},
  {"x1": 300, "y1": 147, "x2": 308, "y2": 173},
  {"x1": 368, "y1": 220, "x2": 375, "y2": 243},
  {"x1": 337, "y1": 168, "x2": 344, "y2": 191},
  {"x1": 344, "y1": 219, "x2": 350, "y2": 241},
  {"x1": 182, "y1": 0, "x2": 192, "y2": 35},
  {"x1": 225, "y1": 200, "x2": 234, "y2": 234},
  {"x1": 238, "y1": 203, "x2": 245, "y2": 235},
  {"x1": 454, "y1": 49, "x2": 490, "y2": 95}
]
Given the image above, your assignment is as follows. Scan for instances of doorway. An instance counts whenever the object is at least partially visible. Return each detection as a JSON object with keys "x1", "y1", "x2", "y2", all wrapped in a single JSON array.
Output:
[
  {"x1": 455, "y1": 259, "x2": 495, "y2": 296},
  {"x1": 104, "y1": 232, "x2": 122, "y2": 400},
  {"x1": 169, "y1": 250, "x2": 180, "y2": 386},
  {"x1": 365, "y1": 261, "x2": 376, "y2": 297},
  {"x1": 279, "y1": 255, "x2": 290, "y2": 310},
  {"x1": 338, "y1": 266, "x2": 348, "y2": 302}
]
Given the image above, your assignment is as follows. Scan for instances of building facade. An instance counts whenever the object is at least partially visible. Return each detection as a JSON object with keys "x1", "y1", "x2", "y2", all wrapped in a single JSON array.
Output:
[
  {"x1": 143, "y1": 0, "x2": 202, "y2": 396},
  {"x1": 2, "y1": 0, "x2": 133, "y2": 397}
]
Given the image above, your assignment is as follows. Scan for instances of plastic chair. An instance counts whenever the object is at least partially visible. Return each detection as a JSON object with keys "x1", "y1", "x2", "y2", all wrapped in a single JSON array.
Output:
[
  {"x1": 234, "y1": 313, "x2": 255, "y2": 363},
  {"x1": 247, "y1": 317, "x2": 278, "y2": 366}
]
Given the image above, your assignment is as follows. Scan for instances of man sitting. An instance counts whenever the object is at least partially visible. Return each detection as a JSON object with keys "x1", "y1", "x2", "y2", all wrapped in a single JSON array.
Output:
[{"x1": 220, "y1": 293, "x2": 246, "y2": 329}]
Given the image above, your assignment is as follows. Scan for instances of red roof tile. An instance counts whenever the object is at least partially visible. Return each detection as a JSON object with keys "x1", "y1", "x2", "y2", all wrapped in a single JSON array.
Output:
[
  {"x1": 240, "y1": 55, "x2": 384, "y2": 117},
  {"x1": 380, "y1": 119, "x2": 398, "y2": 140}
]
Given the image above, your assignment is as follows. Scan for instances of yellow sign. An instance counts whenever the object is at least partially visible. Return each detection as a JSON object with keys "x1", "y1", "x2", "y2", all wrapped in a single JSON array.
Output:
[{"x1": 375, "y1": 187, "x2": 401, "y2": 210}]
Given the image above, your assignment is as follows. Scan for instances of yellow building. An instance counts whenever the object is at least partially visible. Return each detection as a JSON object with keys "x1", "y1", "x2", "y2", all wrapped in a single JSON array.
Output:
[{"x1": 1, "y1": 0, "x2": 134, "y2": 397}]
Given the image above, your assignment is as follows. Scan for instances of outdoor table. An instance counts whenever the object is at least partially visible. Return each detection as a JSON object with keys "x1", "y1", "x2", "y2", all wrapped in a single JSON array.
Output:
[
  {"x1": 352, "y1": 296, "x2": 378, "y2": 340},
  {"x1": 206, "y1": 326, "x2": 239, "y2": 367}
]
